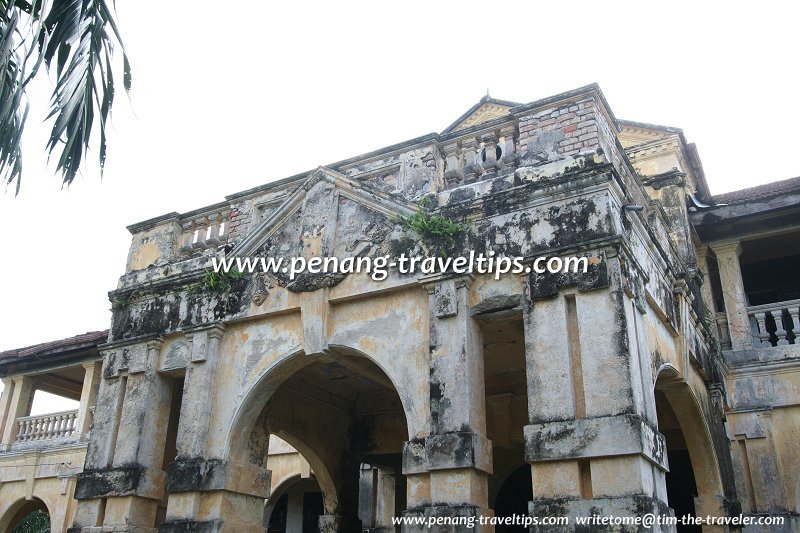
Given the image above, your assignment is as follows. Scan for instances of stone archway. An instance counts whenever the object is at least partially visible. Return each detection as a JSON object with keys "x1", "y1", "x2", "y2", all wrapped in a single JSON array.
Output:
[
  {"x1": 228, "y1": 346, "x2": 411, "y2": 532},
  {"x1": 0, "y1": 497, "x2": 51, "y2": 532},
  {"x1": 655, "y1": 369, "x2": 727, "y2": 532},
  {"x1": 265, "y1": 474, "x2": 324, "y2": 533}
]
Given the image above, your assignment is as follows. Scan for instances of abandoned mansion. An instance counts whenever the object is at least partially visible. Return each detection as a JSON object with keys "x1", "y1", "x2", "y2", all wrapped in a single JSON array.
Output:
[{"x1": 1, "y1": 84, "x2": 799, "y2": 532}]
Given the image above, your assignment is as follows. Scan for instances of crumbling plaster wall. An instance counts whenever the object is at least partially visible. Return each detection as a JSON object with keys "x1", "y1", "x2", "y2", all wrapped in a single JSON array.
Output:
[{"x1": 71, "y1": 87, "x2": 738, "y2": 531}]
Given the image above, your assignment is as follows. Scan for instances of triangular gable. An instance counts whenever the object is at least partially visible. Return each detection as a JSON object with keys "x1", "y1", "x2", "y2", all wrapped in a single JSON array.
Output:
[
  {"x1": 231, "y1": 166, "x2": 417, "y2": 257},
  {"x1": 618, "y1": 120, "x2": 680, "y2": 149},
  {"x1": 442, "y1": 95, "x2": 520, "y2": 134}
]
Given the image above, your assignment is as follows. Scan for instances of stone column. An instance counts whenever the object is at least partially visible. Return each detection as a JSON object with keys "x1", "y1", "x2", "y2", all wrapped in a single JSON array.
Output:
[
  {"x1": 0, "y1": 375, "x2": 33, "y2": 448},
  {"x1": 695, "y1": 245, "x2": 715, "y2": 314},
  {"x1": 0, "y1": 377, "x2": 15, "y2": 445},
  {"x1": 104, "y1": 339, "x2": 172, "y2": 527},
  {"x1": 402, "y1": 275, "x2": 493, "y2": 526},
  {"x1": 161, "y1": 323, "x2": 271, "y2": 532},
  {"x1": 522, "y1": 262, "x2": 672, "y2": 529},
  {"x1": 75, "y1": 361, "x2": 101, "y2": 442},
  {"x1": 70, "y1": 351, "x2": 129, "y2": 530},
  {"x1": 71, "y1": 338, "x2": 172, "y2": 531},
  {"x1": 710, "y1": 241, "x2": 752, "y2": 350}
]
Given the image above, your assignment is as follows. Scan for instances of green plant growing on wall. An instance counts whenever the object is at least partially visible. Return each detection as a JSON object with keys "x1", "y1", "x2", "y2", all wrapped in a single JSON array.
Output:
[
  {"x1": 200, "y1": 267, "x2": 245, "y2": 294},
  {"x1": 397, "y1": 196, "x2": 469, "y2": 257},
  {"x1": 111, "y1": 290, "x2": 138, "y2": 311}
]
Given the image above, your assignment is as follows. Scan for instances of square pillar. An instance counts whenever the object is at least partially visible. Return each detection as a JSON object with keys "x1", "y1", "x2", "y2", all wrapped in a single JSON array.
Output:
[
  {"x1": 0, "y1": 375, "x2": 33, "y2": 447},
  {"x1": 522, "y1": 260, "x2": 672, "y2": 529},
  {"x1": 710, "y1": 241, "x2": 752, "y2": 350},
  {"x1": 72, "y1": 338, "x2": 172, "y2": 531},
  {"x1": 404, "y1": 275, "x2": 492, "y2": 521},
  {"x1": 0, "y1": 377, "x2": 15, "y2": 443},
  {"x1": 161, "y1": 324, "x2": 271, "y2": 532},
  {"x1": 75, "y1": 360, "x2": 101, "y2": 442}
]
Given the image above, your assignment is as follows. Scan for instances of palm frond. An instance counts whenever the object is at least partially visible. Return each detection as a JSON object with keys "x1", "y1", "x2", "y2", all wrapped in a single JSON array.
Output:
[
  {"x1": 0, "y1": 6, "x2": 27, "y2": 194},
  {"x1": 42, "y1": 0, "x2": 130, "y2": 186},
  {"x1": 0, "y1": 0, "x2": 129, "y2": 194}
]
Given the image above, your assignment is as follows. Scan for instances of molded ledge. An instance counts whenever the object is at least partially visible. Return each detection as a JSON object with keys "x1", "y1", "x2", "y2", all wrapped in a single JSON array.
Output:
[
  {"x1": 166, "y1": 457, "x2": 271, "y2": 498},
  {"x1": 524, "y1": 414, "x2": 667, "y2": 470}
]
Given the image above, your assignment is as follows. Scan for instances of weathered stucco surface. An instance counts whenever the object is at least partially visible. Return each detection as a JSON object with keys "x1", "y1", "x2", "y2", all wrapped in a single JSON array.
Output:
[{"x1": 4, "y1": 84, "x2": 800, "y2": 532}]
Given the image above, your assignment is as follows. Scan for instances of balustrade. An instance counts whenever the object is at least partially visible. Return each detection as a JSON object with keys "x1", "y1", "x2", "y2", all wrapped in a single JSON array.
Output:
[
  {"x1": 15, "y1": 409, "x2": 79, "y2": 443},
  {"x1": 748, "y1": 299, "x2": 800, "y2": 347}
]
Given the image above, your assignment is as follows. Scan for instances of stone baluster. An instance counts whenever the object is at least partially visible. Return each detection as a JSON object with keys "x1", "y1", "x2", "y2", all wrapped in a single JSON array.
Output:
[
  {"x1": 180, "y1": 221, "x2": 195, "y2": 252},
  {"x1": 788, "y1": 307, "x2": 799, "y2": 344},
  {"x1": 16, "y1": 419, "x2": 27, "y2": 441},
  {"x1": 754, "y1": 311, "x2": 772, "y2": 347},
  {"x1": 500, "y1": 127, "x2": 517, "y2": 168},
  {"x1": 205, "y1": 214, "x2": 222, "y2": 246},
  {"x1": 774, "y1": 311, "x2": 789, "y2": 346},
  {"x1": 191, "y1": 218, "x2": 207, "y2": 249},
  {"x1": 462, "y1": 137, "x2": 482, "y2": 182},
  {"x1": 443, "y1": 143, "x2": 463, "y2": 185},
  {"x1": 480, "y1": 133, "x2": 500, "y2": 172}
]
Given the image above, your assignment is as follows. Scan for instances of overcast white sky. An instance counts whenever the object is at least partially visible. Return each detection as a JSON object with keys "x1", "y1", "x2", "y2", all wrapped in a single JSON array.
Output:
[{"x1": 2, "y1": 2, "x2": 799, "y2": 409}]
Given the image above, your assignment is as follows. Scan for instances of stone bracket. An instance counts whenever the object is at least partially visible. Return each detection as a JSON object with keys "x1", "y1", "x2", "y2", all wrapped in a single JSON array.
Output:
[
  {"x1": 524, "y1": 414, "x2": 668, "y2": 470},
  {"x1": 528, "y1": 250, "x2": 608, "y2": 300},
  {"x1": 74, "y1": 465, "x2": 165, "y2": 500},
  {"x1": 166, "y1": 457, "x2": 271, "y2": 498},
  {"x1": 402, "y1": 432, "x2": 493, "y2": 475}
]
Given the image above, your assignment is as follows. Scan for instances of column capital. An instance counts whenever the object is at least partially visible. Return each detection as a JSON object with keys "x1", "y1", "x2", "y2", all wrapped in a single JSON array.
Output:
[
  {"x1": 709, "y1": 240, "x2": 742, "y2": 256},
  {"x1": 183, "y1": 322, "x2": 226, "y2": 338},
  {"x1": 146, "y1": 338, "x2": 164, "y2": 351},
  {"x1": 12, "y1": 374, "x2": 32, "y2": 386},
  {"x1": 418, "y1": 272, "x2": 475, "y2": 294},
  {"x1": 80, "y1": 360, "x2": 100, "y2": 371}
]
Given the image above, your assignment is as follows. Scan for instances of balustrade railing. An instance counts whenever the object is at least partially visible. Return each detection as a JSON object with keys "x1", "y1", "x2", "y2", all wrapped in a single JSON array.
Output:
[
  {"x1": 179, "y1": 207, "x2": 231, "y2": 253},
  {"x1": 443, "y1": 127, "x2": 517, "y2": 186},
  {"x1": 748, "y1": 299, "x2": 800, "y2": 348},
  {"x1": 15, "y1": 409, "x2": 79, "y2": 443}
]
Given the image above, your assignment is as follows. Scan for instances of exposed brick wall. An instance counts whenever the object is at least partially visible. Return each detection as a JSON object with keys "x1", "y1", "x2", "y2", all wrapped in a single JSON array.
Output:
[
  {"x1": 515, "y1": 95, "x2": 631, "y2": 171},
  {"x1": 226, "y1": 204, "x2": 250, "y2": 242}
]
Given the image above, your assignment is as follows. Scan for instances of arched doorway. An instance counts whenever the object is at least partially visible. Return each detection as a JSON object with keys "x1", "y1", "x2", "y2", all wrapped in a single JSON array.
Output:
[
  {"x1": 265, "y1": 475, "x2": 324, "y2": 533},
  {"x1": 231, "y1": 348, "x2": 410, "y2": 531},
  {"x1": 655, "y1": 370, "x2": 726, "y2": 532},
  {"x1": 1, "y1": 498, "x2": 50, "y2": 533},
  {"x1": 655, "y1": 388, "x2": 701, "y2": 532}
]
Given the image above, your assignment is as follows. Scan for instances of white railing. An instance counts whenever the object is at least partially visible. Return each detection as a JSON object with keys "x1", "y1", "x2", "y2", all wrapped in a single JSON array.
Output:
[
  {"x1": 15, "y1": 409, "x2": 79, "y2": 442},
  {"x1": 748, "y1": 299, "x2": 800, "y2": 348}
]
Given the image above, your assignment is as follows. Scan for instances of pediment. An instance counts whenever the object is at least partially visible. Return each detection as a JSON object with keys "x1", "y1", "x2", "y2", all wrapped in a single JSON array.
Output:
[
  {"x1": 442, "y1": 96, "x2": 520, "y2": 134},
  {"x1": 230, "y1": 168, "x2": 417, "y2": 284}
]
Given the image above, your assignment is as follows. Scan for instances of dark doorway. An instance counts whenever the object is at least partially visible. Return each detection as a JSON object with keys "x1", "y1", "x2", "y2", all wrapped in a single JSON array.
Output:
[
  {"x1": 267, "y1": 494, "x2": 288, "y2": 533},
  {"x1": 302, "y1": 492, "x2": 324, "y2": 533},
  {"x1": 493, "y1": 464, "x2": 533, "y2": 532}
]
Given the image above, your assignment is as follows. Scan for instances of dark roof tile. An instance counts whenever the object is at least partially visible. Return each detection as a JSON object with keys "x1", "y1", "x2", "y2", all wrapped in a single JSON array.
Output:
[
  {"x1": 0, "y1": 330, "x2": 108, "y2": 363},
  {"x1": 713, "y1": 176, "x2": 800, "y2": 205}
]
